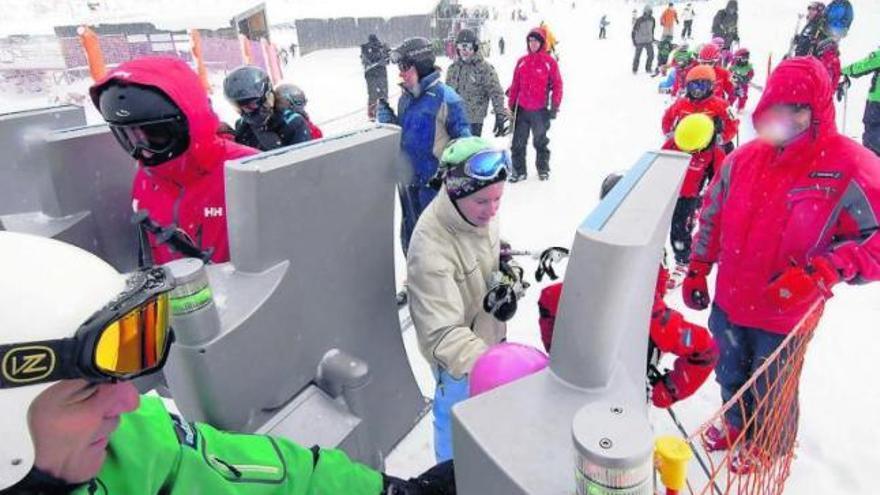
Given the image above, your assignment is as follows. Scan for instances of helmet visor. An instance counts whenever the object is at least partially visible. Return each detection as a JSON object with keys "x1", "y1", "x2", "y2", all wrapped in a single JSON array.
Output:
[
  {"x1": 109, "y1": 117, "x2": 185, "y2": 156},
  {"x1": 686, "y1": 80, "x2": 713, "y2": 100}
]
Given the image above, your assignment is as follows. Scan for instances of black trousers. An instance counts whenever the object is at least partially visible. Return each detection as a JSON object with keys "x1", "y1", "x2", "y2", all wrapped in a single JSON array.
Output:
[
  {"x1": 511, "y1": 109, "x2": 551, "y2": 176},
  {"x1": 863, "y1": 101, "x2": 880, "y2": 157},
  {"x1": 670, "y1": 196, "x2": 702, "y2": 265},
  {"x1": 470, "y1": 123, "x2": 484, "y2": 137},
  {"x1": 599, "y1": 27, "x2": 607, "y2": 39},
  {"x1": 365, "y1": 70, "x2": 389, "y2": 117},
  {"x1": 682, "y1": 20, "x2": 693, "y2": 39},
  {"x1": 633, "y1": 43, "x2": 655, "y2": 73}
]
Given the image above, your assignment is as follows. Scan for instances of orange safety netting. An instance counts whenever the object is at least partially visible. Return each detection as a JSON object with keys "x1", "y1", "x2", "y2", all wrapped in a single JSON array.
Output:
[{"x1": 684, "y1": 301, "x2": 824, "y2": 495}]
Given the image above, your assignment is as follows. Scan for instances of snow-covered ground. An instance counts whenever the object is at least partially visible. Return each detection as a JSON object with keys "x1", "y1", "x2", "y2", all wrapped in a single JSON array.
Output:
[{"x1": 2, "y1": 0, "x2": 879, "y2": 492}]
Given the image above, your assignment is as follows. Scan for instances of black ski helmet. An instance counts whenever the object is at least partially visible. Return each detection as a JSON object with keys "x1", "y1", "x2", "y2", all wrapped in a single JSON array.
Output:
[
  {"x1": 391, "y1": 37, "x2": 436, "y2": 78},
  {"x1": 274, "y1": 83, "x2": 307, "y2": 112},
  {"x1": 223, "y1": 65, "x2": 272, "y2": 112},
  {"x1": 97, "y1": 82, "x2": 190, "y2": 167},
  {"x1": 600, "y1": 172, "x2": 624, "y2": 200},
  {"x1": 455, "y1": 28, "x2": 479, "y2": 51}
]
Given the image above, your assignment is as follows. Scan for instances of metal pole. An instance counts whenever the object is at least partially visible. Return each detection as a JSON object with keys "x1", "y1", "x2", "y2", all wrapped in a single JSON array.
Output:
[{"x1": 666, "y1": 407, "x2": 723, "y2": 495}]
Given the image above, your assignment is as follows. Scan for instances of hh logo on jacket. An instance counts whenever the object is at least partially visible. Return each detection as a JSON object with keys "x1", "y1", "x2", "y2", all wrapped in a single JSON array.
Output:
[{"x1": 204, "y1": 207, "x2": 224, "y2": 218}]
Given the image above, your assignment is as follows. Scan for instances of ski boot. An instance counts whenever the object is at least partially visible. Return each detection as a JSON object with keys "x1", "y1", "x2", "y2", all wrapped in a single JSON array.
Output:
[
  {"x1": 539, "y1": 171, "x2": 549, "y2": 181},
  {"x1": 508, "y1": 173, "x2": 526, "y2": 183},
  {"x1": 729, "y1": 444, "x2": 770, "y2": 474},
  {"x1": 701, "y1": 422, "x2": 742, "y2": 452}
]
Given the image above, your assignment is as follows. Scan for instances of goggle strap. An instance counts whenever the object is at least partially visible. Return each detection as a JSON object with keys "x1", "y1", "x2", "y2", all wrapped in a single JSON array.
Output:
[{"x1": 0, "y1": 338, "x2": 82, "y2": 389}]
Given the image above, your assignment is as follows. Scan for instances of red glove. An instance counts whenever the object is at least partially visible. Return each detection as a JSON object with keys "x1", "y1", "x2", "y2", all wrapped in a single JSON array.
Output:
[
  {"x1": 764, "y1": 257, "x2": 840, "y2": 310},
  {"x1": 651, "y1": 375, "x2": 678, "y2": 408},
  {"x1": 682, "y1": 261, "x2": 712, "y2": 310}
]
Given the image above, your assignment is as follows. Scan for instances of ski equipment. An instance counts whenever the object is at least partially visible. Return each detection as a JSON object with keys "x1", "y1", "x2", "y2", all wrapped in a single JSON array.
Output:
[
  {"x1": 274, "y1": 83, "x2": 307, "y2": 112},
  {"x1": 698, "y1": 43, "x2": 722, "y2": 64},
  {"x1": 223, "y1": 65, "x2": 273, "y2": 113}
]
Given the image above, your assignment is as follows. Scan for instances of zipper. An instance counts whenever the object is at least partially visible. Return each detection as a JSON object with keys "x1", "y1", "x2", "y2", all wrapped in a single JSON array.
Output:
[{"x1": 209, "y1": 454, "x2": 281, "y2": 477}]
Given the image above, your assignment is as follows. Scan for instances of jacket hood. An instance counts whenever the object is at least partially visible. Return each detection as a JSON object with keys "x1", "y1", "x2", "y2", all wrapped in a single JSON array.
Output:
[
  {"x1": 753, "y1": 56, "x2": 836, "y2": 139},
  {"x1": 527, "y1": 28, "x2": 546, "y2": 51},
  {"x1": 90, "y1": 57, "x2": 226, "y2": 184}
]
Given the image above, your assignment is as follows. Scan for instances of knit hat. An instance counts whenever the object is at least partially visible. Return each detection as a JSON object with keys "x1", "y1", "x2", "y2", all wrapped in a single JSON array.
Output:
[{"x1": 440, "y1": 137, "x2": 509, "y2": 200}]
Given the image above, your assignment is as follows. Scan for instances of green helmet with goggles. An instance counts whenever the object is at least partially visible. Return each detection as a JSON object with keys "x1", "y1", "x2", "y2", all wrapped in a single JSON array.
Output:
[
  {"x1": 438, "y1": 137, "x2": 510, "y2": 200},
  {"x1": 0, "y1": 232, "x2": 175, "y2": 489}
]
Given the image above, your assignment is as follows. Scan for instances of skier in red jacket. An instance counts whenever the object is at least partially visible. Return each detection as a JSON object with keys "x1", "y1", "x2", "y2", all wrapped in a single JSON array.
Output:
[
  {"x1": 91, "y1": 57, "x2": 258, "y2": 265},
  {"x1": 538, "y1": 173, "x2": 718, "y2": 409},
  {"x1": 697, "y1": 43, "x2": 737, "y2": 106},
  {"x1": 815, "y1": 37, "x2": 842, "y2": 89},
  {"x1": 683, "y1": 57, "x2": 880, "y2": 458},
  {"x1": 662, "y1": 112, "x2": 728, "y2": 283},
  {"x1": 507, "y1": 27, "x2": 563, "y2": 182},
  {"x1": 662, "y1": 65, "x2": 739, "y2": 148}
]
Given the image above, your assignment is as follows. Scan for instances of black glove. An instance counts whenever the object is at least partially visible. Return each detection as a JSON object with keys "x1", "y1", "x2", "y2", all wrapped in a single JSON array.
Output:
[
  {"x1": 483, "y1": 261, "x2": 529, "y2": 322},
  {"x1": 535, "y1": 246, "x2": 570, "y2": 282},
  {"x1": 383, "y1": 460, "x2": 456, "y2": 495},
  {"x1": 836, "y1": 75, "x2": 851, "y2": 102},
  {"x1": 547, "y1": 107, "x2": 558, "y2": 120},
  {"x1": 493, "y1": 112, "x2": 511, "y2": 137}
]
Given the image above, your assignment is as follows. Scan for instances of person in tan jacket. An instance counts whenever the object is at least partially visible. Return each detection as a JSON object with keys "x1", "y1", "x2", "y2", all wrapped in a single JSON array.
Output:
[{"x1": 407, "y1": 136, "x2": 519, "y2": 462}]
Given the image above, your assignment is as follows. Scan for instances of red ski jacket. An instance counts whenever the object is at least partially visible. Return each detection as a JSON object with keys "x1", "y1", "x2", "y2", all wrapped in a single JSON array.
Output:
[
  {"x1": 713, "y1": 66, "x2": 736, "y2": 103},
  {"x1": 91, "y1": 57, "x2": 258, "y2": 265},
  {"x1": 818, "y1": 48, "x2": 842, "y2": 89},
  {"x1": 662, "y1": 95, "x2": 739, "y2": 145},
  {"x1": 692, "y1": 57, "x2": 880, "y2": 334},
  {"x1": 507, "y1": 28, "x2": 563, "y2": 112}
]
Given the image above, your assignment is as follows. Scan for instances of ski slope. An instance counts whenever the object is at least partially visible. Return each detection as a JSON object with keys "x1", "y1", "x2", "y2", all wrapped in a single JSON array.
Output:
[{"x1": 1, "y1": 0, "x2": 878, "y2": 492}]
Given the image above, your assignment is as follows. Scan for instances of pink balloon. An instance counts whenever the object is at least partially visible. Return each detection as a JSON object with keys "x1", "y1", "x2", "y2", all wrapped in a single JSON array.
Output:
[{"x1": 469, "y1": 343, "x2": 549, "y2": 397}]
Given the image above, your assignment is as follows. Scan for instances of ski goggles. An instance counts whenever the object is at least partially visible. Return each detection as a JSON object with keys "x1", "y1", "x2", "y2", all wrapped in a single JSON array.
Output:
[
  {"x1": 686, "y1": 80, "x2": 714, "y2": 99},
  {"x1": 461, "y1": 149, "x2": 512, "y2": 181},
  {"x1": 108, "y1": 117, "x2": 188, "y2": 158},
  {"x1": 457, "y1": 42, "x2": 475, "y2": 52},
  {"x1": 0, "y1": 267, "x2": 175, "y2": 389}
]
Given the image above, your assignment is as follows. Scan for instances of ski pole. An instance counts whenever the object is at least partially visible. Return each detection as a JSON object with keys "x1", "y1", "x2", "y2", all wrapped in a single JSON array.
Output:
[
  {"x1": 666, "y1": 407, "x2": 723, "y2": 495},
  {"x1": 842, "y1": 86, "x2": 849, "y2": 135}
]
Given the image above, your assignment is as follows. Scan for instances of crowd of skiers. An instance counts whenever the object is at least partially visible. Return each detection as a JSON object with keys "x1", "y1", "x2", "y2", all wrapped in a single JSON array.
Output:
[{"x1": 4, "y1": 2, "x2": 880, "y2": 493}]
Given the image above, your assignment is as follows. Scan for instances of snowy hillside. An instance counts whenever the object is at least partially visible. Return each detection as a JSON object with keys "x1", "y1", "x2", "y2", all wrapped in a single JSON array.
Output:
[{"x1": 1, "y1": 0, "x2": 878, "y2": 492}]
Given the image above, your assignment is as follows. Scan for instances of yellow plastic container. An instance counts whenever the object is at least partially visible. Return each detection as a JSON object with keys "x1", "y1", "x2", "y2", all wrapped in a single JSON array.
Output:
[{"x1": 654, "y1": 435, "x2": 692, "y2": 491}]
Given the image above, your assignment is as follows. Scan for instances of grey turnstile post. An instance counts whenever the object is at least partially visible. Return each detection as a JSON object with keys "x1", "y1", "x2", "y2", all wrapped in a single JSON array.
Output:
[
  {"x1": 162, "y1": 126, "x2": 429, "y2": 468},
  {"x1": 452, "y1": 151, "x2": 689, "y2": 494},
  {"x1": 0, "y1": 107, "x2": 139, "y2": 272}
]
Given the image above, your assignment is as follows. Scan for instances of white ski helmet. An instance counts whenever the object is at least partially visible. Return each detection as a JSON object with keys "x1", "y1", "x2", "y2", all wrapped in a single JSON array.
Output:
[{"x1": 0, "y1": 232, "x2": 126, "y2": 489}]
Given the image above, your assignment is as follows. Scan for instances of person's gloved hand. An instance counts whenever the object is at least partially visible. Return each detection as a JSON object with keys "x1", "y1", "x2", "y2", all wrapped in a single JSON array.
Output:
[
  {"x1": 547, "y1": 106, "x2": 559, "y2": 120},
  {"x1": 650, "y1": 372, "x2": 679, "y2": 408},
  {"x1": 383, "y1": 460, "x2": 456, "y2": 495},
  {"x1": 535, "y1": 246, "x2": 570, "y2": 282},
  {"x1": 682, "y1": 260, "x2": 712, "y2": 310},
  {"x1": 764, "y1": 257, "x2": 840, "y2": 310},
  {"x1": 493, "y1": 112, "x2": 511, "y2": 137},
  {"x1": 836, "y1": 75, "x2": 851, "y2": 102},
  {"x1": 376, "y1": 98, "x2": 397, "y2": 124},
  {"x1": 483, "y1": 261, "x2": 529, "y2": 322}
]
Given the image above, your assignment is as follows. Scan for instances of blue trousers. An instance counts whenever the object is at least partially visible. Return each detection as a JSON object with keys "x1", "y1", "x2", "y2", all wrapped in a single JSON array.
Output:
[
  {"x1": 433, "y1": 370, "x2": 469, "y2": 462},
  {"x1": 399, "y1": 183, "x2": 438, "y2": 256},
  {"x1": 708, "y1": 305, "x2": 798, "y2": 443}
]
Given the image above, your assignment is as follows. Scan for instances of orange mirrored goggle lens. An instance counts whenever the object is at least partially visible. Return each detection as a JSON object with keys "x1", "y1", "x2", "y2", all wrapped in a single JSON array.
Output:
[{"x1": 94, "y1": 293, "x2": 170, "y2": 377}]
